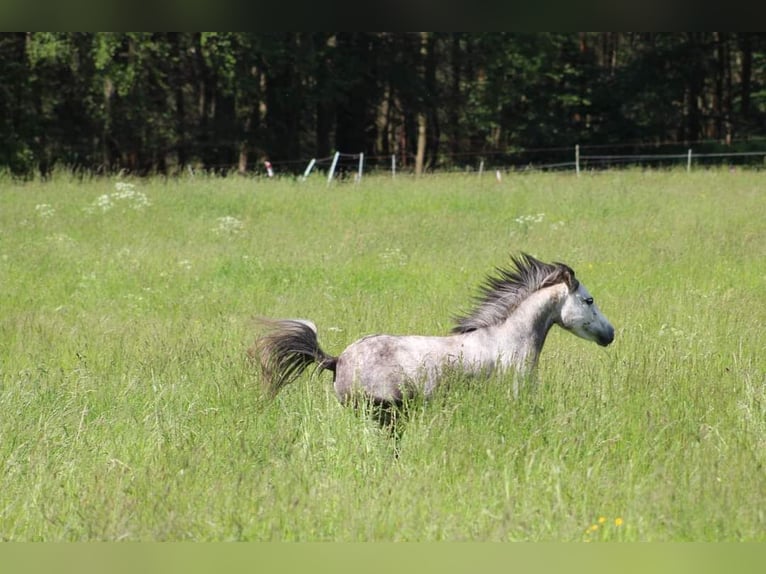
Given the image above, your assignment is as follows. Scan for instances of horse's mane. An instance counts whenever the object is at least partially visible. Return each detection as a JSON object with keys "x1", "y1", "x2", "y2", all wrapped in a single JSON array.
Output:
[{"x1": 451, "y1": 253, "x2": 578, "y2": 334}]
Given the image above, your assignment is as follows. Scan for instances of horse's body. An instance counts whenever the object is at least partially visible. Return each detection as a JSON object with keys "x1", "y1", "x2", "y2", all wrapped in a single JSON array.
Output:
[{"x1": 253, "y1": 253, "x2": 614, "y2": 407}]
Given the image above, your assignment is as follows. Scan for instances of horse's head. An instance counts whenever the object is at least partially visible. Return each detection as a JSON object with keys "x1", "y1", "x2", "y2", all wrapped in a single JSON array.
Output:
[{"x1": 555, "y1": 266, "x2": 614, "y2": 347}]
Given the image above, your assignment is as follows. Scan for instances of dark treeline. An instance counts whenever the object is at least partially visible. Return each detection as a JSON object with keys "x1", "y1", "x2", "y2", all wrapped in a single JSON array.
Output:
[{"x1": 1, "y1": 32, "x2": 765, "y2": 177}]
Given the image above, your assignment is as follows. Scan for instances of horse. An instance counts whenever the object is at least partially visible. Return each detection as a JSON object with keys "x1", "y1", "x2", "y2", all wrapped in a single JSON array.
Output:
[{"x1": 251, "y1": 253, "x2": 614, "y2": 416}]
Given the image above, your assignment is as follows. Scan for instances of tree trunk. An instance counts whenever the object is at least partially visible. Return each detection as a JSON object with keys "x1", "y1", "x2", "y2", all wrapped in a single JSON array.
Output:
[
  {"x1": 415, "y1": 112, "x2": 426, "y2": 176},
  {"x1": 714, "y1": 32, "x2": 724, "y2": 140},
  {"x1": 684, "y1": 34, "x2": 705, "y2": 143},
  {"x1": 414, "y1": 33, "x2": 428, "y2": 176},
  {"x1": 103, "y1": 76, "x2": 113, "y2": 170},
  {"x1": 739, "y1": 33, "x2": 752, "y2": 121},
  {"x1": 238, "y1": 115, "x2": 250, "y2": 174},
  {"x1": 723, "y1": 34, "x2": 733, "y2": 144},
  {"x1": 424, "y1": 33, "x2": 439, "y2": 168},
  {"x1": 314, "y1": 33, "x2": 334, "y2": 160},
  {"x1": 448, "y1": 33, "x2": 461, "y2": 157}
]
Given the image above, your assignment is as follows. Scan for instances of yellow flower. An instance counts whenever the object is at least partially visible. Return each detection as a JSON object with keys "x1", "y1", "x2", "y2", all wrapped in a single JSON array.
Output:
[
  {"x1": 615, "y1": 517, "x2": 624, "y2": 527},
  {"x1": 598, "y1": 516, "x2": 607, "y2": 524}
]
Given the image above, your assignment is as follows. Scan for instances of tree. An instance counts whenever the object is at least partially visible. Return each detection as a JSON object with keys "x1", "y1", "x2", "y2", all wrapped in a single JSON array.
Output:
[{"x1": 2, "y1": 32, "x2": 766, "y2": 177}]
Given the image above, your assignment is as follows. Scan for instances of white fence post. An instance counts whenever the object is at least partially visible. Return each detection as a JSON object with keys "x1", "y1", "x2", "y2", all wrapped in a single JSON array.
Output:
[
  {"x1": 687, "y1": 148, "x2": 692, "y2": 172},
  {"x1": 391, "y1": 155, "x2": 396, "y2": 178},
  {"x1": 302, "y1": 158, "x2": 316, "y2": 180},
  {"x1": 478, "y1": 160, "x2": 484, "y2": 178},
  {"x1": 326, "y1": 151, "x2": 340, "y2": 186},
  {"x1": 575, "y1": 144, "x2": 580, "y2": 176},
  {"x1": 356, "y1": 152, "x2": 364, "y2": 183}
]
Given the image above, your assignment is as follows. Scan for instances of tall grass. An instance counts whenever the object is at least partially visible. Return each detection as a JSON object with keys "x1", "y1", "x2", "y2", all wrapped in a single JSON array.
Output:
[{"x1": 0, "y1": 169, "x2": 763, "y2": 540}]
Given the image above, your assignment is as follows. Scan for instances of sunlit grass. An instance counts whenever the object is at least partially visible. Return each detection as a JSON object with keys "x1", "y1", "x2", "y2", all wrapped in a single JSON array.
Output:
[{"x1": 0, "y1": 169, "x2": 764, "y2": 540}]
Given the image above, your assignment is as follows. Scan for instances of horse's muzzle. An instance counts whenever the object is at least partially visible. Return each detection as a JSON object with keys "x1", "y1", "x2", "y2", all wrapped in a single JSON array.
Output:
[{"x1": 597, "y1": 326, "x2": 615, "y2": 347}]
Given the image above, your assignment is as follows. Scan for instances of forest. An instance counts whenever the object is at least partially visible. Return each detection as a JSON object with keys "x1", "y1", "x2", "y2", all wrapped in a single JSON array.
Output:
[{"x1": 1, "y1": 32, "x2": 765, "y2": 176}]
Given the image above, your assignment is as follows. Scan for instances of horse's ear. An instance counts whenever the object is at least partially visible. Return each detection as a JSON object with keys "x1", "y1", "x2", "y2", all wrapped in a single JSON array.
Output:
[
  {"x1": 563, "y1": 266, "x2": 579, "y2": 292},
  {"x1": 553, "y1": 263, "x2": 578, "y2": 292}
]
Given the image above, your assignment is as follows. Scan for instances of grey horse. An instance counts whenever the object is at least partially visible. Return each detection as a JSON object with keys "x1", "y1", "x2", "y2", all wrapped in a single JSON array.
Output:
[{"x1": 252, "y1": 253, "x2": 614, "y2": 412}]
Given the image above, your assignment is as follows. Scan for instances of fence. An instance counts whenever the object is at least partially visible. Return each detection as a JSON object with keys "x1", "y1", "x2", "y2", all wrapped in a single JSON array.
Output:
[
  {"x1": 576, "y1": 146, "x2": 766, "y2": 173},
  {"x1": 264, "y1": 140, "x2": 766, "y2": 181}
]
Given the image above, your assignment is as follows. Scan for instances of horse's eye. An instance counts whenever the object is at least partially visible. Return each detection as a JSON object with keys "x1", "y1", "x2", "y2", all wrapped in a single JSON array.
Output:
[{"x1": 584, "y1": 297, "x2": 594, "y2": 305}]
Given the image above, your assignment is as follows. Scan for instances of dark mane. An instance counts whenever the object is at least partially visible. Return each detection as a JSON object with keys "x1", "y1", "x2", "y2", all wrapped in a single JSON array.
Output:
[{"x1": 452, "y1": 253, "x2": 578, "y2": 334}]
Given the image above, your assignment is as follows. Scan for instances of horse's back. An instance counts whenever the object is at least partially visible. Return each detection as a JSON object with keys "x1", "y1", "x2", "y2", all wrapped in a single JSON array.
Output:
[{"x1": 334, "y1": 333, "x2": 457, "y2": 404}]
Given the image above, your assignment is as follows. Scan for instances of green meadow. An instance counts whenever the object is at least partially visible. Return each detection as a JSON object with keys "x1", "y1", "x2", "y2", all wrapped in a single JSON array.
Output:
[{"x1": 0, "y1": 170, "x2": 764, "y2": 541}]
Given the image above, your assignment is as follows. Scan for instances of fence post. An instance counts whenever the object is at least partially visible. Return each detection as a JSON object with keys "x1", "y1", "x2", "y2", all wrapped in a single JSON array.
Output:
[
  {"x1": 356, "y1": 152, "x2": 364, "y2": 184},
  {"x1": 687, "y1": 148, "x2": 692, "y2": 172},
  {"x1": 327, "y1": 151, "x2": 340, "y2": 186},
  {"x1": 302, "y1": 158, "x2": 316, "y2": 180},
  {"x1": 478, "y1": 160, "x2": 484, "y2": 178},
  {"x1": 575, "y1": 144, "x2": 580, "y2": 176},
  {"x1": 391, "y1": 155, "x2": 396, "y2": 178}
]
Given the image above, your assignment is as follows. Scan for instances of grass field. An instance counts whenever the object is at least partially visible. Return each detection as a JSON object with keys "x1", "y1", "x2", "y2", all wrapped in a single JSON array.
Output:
[{"x1": 0, "y1": 169, "x2": 764, "y2": 541}]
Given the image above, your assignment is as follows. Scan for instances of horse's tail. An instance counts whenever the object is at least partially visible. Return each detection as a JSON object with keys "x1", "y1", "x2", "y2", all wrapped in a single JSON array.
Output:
[{"x1": 249, "y1": 318, "x2": 338, "y2": 398}]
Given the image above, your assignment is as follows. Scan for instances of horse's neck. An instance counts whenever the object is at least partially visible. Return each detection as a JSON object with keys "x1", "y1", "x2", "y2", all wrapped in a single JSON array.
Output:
[{"x1": 464, "y1": 285, "x2": 564, "y2": 373}]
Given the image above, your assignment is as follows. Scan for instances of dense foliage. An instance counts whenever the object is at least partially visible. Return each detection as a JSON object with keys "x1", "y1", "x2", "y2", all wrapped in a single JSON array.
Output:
[{"x1": 1, "y1": 33, "x2": 765, "y2": 176}]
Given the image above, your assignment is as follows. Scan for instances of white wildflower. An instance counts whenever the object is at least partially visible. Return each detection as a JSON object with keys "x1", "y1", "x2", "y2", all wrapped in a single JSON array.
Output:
[
  {"x1": 35, "y1": 203, "x2": 55, "y2": 218},
  {"x1": 514, "y1": 213, "x2": 545, "y2": 225},
  {"x1": 89, "y1": 182, "x2": 150, "y2": 213},
  {"x1": 214, "y1": 216, "x2": 244, "y2": 235},
  {"x1": 95, "y1": 194, "x2": 114, "y2": 212},
  {"x1": 380, "y1": 247, "x2": 408, "y2": 266},
  {"x1": 129, "y1": 191, "x2": 151, "y2": 210},
  {"x1": 114, "y1": 181, "x2": 136, "y2": 197}
]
